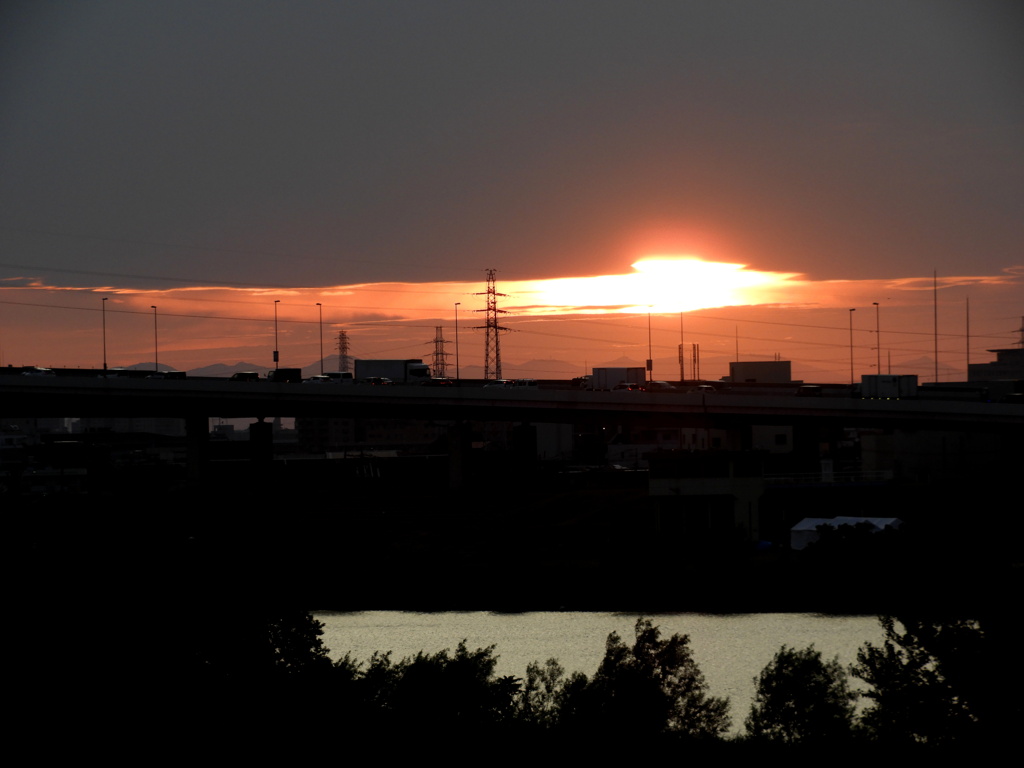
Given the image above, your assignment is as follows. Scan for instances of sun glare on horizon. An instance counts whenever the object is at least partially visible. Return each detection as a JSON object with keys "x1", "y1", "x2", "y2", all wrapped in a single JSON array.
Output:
[{"x1": 509, "y1": 255, "x2": 800, "y2": 315}]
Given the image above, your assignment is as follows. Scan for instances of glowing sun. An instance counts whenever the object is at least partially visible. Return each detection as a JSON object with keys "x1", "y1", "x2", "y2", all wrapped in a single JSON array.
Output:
[{"x1": 510, "y1": 256, "x2": 800, "y2": 315}]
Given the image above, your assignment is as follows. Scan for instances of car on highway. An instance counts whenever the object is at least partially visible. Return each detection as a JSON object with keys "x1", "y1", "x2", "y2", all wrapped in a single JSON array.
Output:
[
  {"x1": 795, "y1": 384, "x2": 823, "y2": 397},
  {"x1": 323, "y1": 371, "x2": 354, "y2": 383}
]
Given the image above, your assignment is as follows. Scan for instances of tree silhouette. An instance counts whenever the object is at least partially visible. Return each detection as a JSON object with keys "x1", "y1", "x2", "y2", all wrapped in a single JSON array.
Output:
[
  {"x1": 851, "y1": 616, "x2": 985, "y2": 744},
  {"x1": 518, "y1": 657, "x2": 577, "y2": 728},
  {"x1": 331, "y1": 641, "x2": 521, "y2": 734},
  {"x1": 561, "y1": 618, "x2": 730, "y2": 738},
  {"x1": 745, "y1": 644, "x2": 856, "y2": 743}
]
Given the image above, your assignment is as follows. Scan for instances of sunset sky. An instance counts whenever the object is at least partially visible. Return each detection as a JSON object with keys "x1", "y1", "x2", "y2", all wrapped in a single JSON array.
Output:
[{"x1": 2, "y1": 1, "x2": 1021, "y2": 381}]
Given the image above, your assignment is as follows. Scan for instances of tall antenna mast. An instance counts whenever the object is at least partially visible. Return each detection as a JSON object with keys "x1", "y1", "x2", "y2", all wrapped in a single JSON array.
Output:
[
  {"x1": 430, "y1": 326, "x2": 450, "y2": 377},
  {"x1": 474, "y1": 268, "x2": 510, "y2": 379}
]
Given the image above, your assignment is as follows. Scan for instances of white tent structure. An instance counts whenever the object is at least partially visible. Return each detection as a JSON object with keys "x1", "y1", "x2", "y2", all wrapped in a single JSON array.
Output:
[{"x1": 790, "y1": 516, "x2": 903, "y2": 551}]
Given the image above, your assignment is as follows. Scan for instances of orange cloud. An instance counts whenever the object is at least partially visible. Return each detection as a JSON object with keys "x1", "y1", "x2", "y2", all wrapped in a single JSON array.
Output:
[{"x1": 1, "y1": 257, "x2": 1019, "y2": 374}]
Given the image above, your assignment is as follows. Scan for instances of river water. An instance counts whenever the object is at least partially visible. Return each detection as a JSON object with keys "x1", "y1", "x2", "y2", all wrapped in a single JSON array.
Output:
[{"x1": 315, "y1": 611, "x2": 883, "y2": 733}]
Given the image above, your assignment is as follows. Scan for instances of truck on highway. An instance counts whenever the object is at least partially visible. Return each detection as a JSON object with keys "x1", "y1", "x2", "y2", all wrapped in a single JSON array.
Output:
[
  {"x1": 354, "y1": 359, "x2": 432, "y2": 384},
  {"x1": 591, "y1": 367, "x2": 647, "y2": 391},
  {"x1": 861, "y1": 374, "x2": 918, "y2": 399}
]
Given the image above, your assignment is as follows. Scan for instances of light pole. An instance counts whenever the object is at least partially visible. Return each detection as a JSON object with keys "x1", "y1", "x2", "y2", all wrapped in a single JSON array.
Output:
[
  {"x1": 647, "y1": 310, "x2": 653, "y2": 384},
  {"x1": 316, "y1": 302, "x2": 324, "y2": 375},
  {"x1": 102, "y1": 297, "x2": 108, "y2": 370},
  {"x1": 151, "y1": 305, "x2": 158, "y2": 372},
  {"x1": 873, "y1": 302, "x2": 880, "y2": 373},
  {"x1": 454, "y1": 302, "x2": 461, "y2": 381},
  {"x1": 273, "y1": 299, "x2": 280, "y2": 367},
  {"x1": 848, "y1": 308, "x2": 856, "y2": 385}
]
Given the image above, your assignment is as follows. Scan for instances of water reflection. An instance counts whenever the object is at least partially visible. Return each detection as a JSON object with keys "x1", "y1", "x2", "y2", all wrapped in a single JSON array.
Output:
[{"x1": 315, "y1": 611, "x2": 883, "y2": 733}]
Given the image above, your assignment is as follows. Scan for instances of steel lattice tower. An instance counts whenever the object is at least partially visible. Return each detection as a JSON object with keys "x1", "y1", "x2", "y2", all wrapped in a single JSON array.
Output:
[
  {"x1": 336, "y1": 330, "x2": 352, "y2": 373},
  {"x1": 430, "y1": 326, "x2": 450, "y2": 377},
  {"x1": 475, "y1": 268, "x2": 510, "y2": 379}
]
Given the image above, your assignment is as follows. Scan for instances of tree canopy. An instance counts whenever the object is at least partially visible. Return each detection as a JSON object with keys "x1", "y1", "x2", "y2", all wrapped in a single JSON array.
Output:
[
  {"x1": 851, "y1": 616, "x2": 985, "y2": 744},
  {"x1": 745, "y1": 644, "x2": 856, "y2": 743},
  {"x1": 559, "y1": 618, "x2": 731, "y2": 738}
]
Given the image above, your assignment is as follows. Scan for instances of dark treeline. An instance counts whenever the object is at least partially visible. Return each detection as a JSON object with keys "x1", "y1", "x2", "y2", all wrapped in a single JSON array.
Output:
[{"x1": 173, "y1": 612, "x2": 1018, "y2": 751}]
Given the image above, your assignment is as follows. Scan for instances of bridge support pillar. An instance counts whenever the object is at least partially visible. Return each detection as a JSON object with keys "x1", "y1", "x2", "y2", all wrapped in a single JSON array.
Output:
[
  {"x1": 249, "y1": 417, "x2": 273, "y2": 462},
  {"x1": 184, "y1": 414, "x2": 209, "y2": 481},
  {"x1": 447, "y1": 421, "x2": 472, "y2": 490}
]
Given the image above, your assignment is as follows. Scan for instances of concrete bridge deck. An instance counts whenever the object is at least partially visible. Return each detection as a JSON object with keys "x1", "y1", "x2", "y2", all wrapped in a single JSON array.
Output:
[{"x1": 3, "y1": 375, "x2": 1021, "y2": 432}]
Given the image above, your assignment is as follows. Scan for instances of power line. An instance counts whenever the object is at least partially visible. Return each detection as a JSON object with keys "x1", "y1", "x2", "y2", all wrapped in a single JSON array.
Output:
[{"x1": 0, "y1": 225, "x2": 486, "y2": 277}]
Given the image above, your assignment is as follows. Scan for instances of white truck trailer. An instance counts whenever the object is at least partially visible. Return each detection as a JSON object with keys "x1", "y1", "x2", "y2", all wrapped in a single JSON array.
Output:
[
  {"x1": 354, "y1": 359, "x2": 432, "y2": 384},
  {"x1": 591, "y1": 367, "x2": 647, "y2": 390}
]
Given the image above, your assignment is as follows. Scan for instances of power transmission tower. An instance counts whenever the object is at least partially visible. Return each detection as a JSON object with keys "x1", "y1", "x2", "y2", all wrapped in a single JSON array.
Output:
[
  {"x1": 337, "y1": 330, "x2": 352, "y2": 373},
  {"x1": 430, "y1": 326, "x2": 450, "y2": 377},
  {"x1": 474, "y1": 268, "x2": 511, "y2": 379}
]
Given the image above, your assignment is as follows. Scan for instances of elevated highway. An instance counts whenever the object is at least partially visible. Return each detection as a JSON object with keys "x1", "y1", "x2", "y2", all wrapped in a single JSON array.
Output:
[{"x1": 2, "y1": 375, "x2": 1021, "y2": 433}]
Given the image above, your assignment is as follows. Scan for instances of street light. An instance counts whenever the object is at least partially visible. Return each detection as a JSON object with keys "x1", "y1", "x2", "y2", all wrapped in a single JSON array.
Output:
[
  {"x1": 647, "y1": 310, "x2": 653, "y2": 384},
  {"x1": 454, "y1": 302, "x2": 461, "y2": 381},
  {"x1": 151, "y1": 305, "x2": 158, "y2": 372},
  {"x1": 873, "y1": 302, "x2": 881, "y2": 373},
  {"x1": 273, "y1": 299, "x2": 280, "y2": 366},
  {"x1": 102, "y1": 297, "x2": 108, "y2": 370},
  {"x1": 316, "y1": 302, "x2": 323, "y2": 375},
  {"x1": 848, "y1": 308, "x2": 856, "y2": 385}
]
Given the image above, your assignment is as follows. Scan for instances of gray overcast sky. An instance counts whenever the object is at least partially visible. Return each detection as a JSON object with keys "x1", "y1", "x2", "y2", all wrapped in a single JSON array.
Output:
[{"x1": 2, "y1": 0, "x2": 1022, "y2": 289}]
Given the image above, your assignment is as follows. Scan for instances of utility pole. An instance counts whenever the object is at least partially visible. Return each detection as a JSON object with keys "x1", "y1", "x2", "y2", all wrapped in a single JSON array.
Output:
[
  {"x1": 454, "y1": 303, "x2": 461, "y2": 381},
  {"x1": 475, "y1": 268, "x2": 510, "y2": 379},
  {"x1": 102, "y1": 297, "x2": 108, "y2": 370},
  {"x1": 316, "y1": 303, "x2": 324, "y2": 375},
  {"x1": 965, "y1": 297, "x2": 970, "y2": 376},
  {"x1": 273, "y1": 299, "x2": 280, "y2": 366},
  {"x1": 678, "y1": 312, "x2": 685, "y2": 382},
  {"x1": 933, "y1": 270, "x2": 939, "y2": 382},
  {"x1": 646, "y1": 311, "x2": 653, "y2": 384},
  {"x1": 848, "y1": 308, "x2": 856, "y2": 385},
  {"x1": 151, "y1": 305, "x2": 159, "y2": 372},
  {"x1": 873, "y1": 302, "x2": 880, "y2": 373}
]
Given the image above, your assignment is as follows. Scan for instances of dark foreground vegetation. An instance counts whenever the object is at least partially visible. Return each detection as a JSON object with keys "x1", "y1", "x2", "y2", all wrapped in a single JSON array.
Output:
[{"x1": 172, "y1": 613, "x2": 1017, "y2": 751}]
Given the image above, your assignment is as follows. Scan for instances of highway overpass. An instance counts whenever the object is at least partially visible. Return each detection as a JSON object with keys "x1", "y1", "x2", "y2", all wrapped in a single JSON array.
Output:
[{"x1": 2, "y1": 374, "x2": 1021, "y2": 433}]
